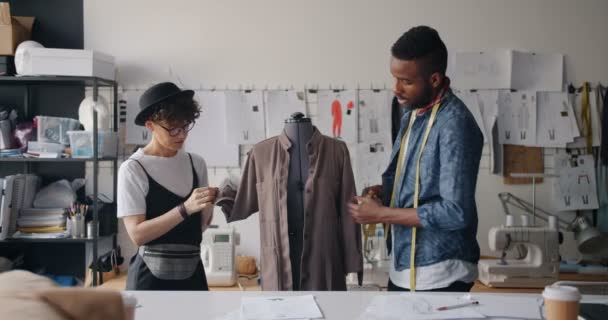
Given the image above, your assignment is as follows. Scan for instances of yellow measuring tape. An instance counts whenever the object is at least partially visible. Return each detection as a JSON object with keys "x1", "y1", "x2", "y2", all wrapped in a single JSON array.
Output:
[
  {"x1": 581, "y1": 82, "x2": 592, "y2": 154},
  {"x1": 387, "y1": 99, "x2": 441, "y2": 292}
]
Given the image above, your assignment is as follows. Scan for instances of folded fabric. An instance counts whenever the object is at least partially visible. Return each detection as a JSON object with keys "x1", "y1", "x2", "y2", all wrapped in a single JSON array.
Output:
[
  {"x1": 18, "y1": 226, "x2": 66, "y2": 233},
  {"x1": 17, "y1": 219, "x2": 66, "y2": 228}
]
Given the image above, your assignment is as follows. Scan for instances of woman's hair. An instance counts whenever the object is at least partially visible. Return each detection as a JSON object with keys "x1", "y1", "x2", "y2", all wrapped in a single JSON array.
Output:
[{"x1": 149, "y1": 95, "x2": 201, "y2": 125}]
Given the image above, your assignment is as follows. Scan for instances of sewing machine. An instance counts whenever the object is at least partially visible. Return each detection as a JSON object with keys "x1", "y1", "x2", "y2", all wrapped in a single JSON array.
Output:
[{"x1": 478, "y1": 223, "x2": 560, "y2": 288}]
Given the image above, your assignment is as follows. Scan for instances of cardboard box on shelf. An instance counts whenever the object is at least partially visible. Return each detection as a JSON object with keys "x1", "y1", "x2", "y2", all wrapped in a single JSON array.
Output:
[{"x1": 0, "y1": 3, "x2": 35, "y2": 56}]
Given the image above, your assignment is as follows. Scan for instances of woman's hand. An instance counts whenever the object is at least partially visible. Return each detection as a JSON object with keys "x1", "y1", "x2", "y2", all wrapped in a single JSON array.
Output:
[{"x1": 184, "y1": 187, "x2": 219, "y2": 214}]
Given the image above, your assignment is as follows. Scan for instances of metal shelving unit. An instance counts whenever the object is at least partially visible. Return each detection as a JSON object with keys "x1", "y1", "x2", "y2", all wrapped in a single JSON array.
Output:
[{"x1": 0, "y1": 75, "x2": 118, "y2": 286}]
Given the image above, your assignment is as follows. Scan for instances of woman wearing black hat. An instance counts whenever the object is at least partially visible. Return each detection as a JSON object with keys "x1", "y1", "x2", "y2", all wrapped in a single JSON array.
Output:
[{"x1": 117, "y1": 82, "x2": 218, "y2": 290}]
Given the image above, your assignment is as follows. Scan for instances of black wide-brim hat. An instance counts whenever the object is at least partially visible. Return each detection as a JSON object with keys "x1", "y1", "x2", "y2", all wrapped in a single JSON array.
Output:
[{"x1": 134, "y1": 82, "x2": 195, "y2": 126}]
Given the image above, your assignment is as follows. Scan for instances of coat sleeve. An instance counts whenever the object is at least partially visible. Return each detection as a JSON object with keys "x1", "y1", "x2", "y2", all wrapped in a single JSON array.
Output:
[
  {"x1": 338, "y1": 142, "x2": 363, "y2": 273},
  {"x1": 221, "y1": 151, "x2": 259, "y2": 223}
]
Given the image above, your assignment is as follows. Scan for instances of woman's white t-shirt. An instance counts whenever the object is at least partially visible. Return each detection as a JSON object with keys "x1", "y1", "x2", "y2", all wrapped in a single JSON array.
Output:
[{"x1": 117, "y1": 148, "x2": 213, "y2": 224}]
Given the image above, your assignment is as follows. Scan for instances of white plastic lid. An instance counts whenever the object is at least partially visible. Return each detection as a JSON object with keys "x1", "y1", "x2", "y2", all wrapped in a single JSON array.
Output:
[
  {"x1": 121, "y1": 293, "x2": 138, "y2": 307},
  {"x1": 542, "y1": 285, "x2": 581, "y2": 302}
]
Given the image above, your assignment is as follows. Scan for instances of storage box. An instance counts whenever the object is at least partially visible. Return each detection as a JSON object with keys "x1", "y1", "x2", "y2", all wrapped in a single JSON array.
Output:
[
  {"x1": 0, "y1": 3, "x2": 35, "y2": 56},
  {"x1": 19, "y1": 48, "x2": 115, "y2": 80},
  {"x1": 0, "y1": 56, "x2": 15, "y2": 75},
  {"x1": 67, "y1": 131, "x2": 118, "y2": 158},
  {"x1": 35, "y1": 116, "x2": 81, "y2": 145}
]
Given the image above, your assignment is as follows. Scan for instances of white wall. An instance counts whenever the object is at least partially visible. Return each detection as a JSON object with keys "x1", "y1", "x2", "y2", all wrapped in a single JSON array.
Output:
[{"x1": 84, "y1": 0, "x2": 608, "y2": 266}]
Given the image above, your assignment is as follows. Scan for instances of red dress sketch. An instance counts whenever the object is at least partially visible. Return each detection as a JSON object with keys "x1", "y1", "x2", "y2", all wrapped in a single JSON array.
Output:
[{"x1": 331, "y1": 100, "x2": 342, "y2": 138}]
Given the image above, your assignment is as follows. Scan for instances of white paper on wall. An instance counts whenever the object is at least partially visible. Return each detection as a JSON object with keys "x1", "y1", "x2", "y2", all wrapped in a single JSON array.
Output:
[
  {"x1": 511, "y1": 51, "x2": 564, "y2": 92},
  {"x1": 224, "y1": 90, "x2": 266, "y2": 145},
  {"x1": 264, "y1": 90, "x2": 307, "y2": 138},
  {"x1": 451, "y1": 50, "x2": 512, "y2": 90},
  {"x1": 317, "y1": 89, "x2": 358, "y2": 144},
  {"x1": 185, "y1": 91, "x2": 240, "y2": 167},
  {"x1": 358, "y1": 89, "x2": 392, "y2": 145},
  {"x1": 536, "y1": 92, "x2": 578, "y2": 147},
  {"x1": 553, "y1": 154, "x2": 599, "y2": 211},
  {"x1": 454, "y1": 90, "x2": 487, "y2": 143},
  {"x1": 497, "y1": 90, "x2": 537, "y2": 146},
  {"x1": 477, "y1": 90, "x2": 500, "y2": 144},
  {"x1": 354, "y1": 143, "x2": 391, "y2": 195},
  {"x1": 123, "y1": 90, "x2": 151, "y2": 145}
]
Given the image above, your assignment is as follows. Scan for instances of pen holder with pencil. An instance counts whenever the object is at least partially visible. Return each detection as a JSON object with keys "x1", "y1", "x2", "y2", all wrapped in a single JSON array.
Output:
[{"x1": 69, "y1": 215, "x2": 85, "y2": 238}]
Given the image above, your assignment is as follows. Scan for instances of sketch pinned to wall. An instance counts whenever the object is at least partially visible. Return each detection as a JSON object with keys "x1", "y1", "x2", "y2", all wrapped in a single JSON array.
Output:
[
  {"x1": 224, "y1": 90, "x2": 266, "y2": 145},
  {"x1": 264, "y1": 90, "x2": 307, "y2": 138},
  {"x1": 511, "y1": 51, "x2": 564, "y2": 92},
  {"x1": 536, "y1": 92, "x2": 578, "y2": 147},
  {"x1": 451, "y1": 50, "x2": 564, "y2": 92},
  {"x1": 354, "y1": 143, "x2": 391, "y2": 195},
  {"x1": 358, "y1": 89, "x2": 392, "y2": 145},
  {"x1": 317, "y1": 89, "x2": 358, "y2": 144},
  {"x1": 477, "y1": 90, "x2": 499, "y2": 142},
  {"x1": 451, "y1": 50, "x2": 512, "y2": 90},
  {"x1": 454, "y1": 90, "x2": 487, "y2": 143},
  {"x1": 497, "y1": 90, "x2": 537, "y2": 146},
  {"x1": 553, "y1": 154, "x2": 599, "y2": 211},
  {"x1": 185, "y1": 91, "x2": 239, "y2": 167},
  {"x1": 567, "y1": 90, "x2": 601, "y2": 149},
  {"x1": 123, "y1": 90, "x2": 151, "y2": 145}
]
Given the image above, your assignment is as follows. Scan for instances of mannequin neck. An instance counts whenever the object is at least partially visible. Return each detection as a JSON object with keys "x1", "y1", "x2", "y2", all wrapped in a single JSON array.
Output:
[{"x1": 284, "y1": 121, "x2": 314, "y2": 146}]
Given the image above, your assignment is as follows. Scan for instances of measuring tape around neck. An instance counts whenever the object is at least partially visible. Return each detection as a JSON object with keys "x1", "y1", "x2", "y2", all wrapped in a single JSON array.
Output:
[{"x1": 388, "y1": 98, "x2": 442, "y2": 292}]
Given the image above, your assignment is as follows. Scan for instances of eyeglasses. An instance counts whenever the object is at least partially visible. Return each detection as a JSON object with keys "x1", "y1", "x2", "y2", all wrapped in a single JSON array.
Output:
[{"x1": 156, "y1": 122, "x2": 195, "y2": 137}]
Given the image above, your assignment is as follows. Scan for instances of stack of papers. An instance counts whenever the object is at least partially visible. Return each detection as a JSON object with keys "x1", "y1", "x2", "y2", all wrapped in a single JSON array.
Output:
[{"x1": 215, "y1": 295, "x2": 323, "y2": 320}]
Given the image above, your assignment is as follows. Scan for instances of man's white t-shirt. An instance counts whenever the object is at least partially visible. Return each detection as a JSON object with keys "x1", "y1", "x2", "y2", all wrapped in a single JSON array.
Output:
[{"x1": 117, "y1": 148, "x2": 213, "y2": 224}]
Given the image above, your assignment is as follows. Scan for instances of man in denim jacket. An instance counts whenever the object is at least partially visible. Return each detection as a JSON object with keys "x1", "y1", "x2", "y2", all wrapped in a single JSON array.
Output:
[{"x1": 349, "y1": 26, "x2": 483, "y2": 292}]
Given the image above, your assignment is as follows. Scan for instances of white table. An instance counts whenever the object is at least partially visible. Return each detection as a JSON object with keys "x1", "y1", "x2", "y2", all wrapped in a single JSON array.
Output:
[{"x1": 128, "y1": 291, "x2": 608, "y2": 320}]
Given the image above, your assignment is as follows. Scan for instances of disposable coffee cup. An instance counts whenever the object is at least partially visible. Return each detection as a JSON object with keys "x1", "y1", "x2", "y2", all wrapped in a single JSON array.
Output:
[
  {"x1": 121, "y1": 293, "x2": 138, "y2": 320},
  {"x1": 542, "y1": 285, "x2": 581, "y2": 320}
]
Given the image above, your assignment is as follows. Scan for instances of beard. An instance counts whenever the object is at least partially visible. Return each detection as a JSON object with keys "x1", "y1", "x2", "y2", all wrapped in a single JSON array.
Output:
[{"x1": 403, "y1": 82, "x2": 434, "y2": 110}]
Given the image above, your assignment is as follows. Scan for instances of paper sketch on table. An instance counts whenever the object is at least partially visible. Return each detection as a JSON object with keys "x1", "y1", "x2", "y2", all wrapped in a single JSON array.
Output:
[
  {"x1": 265, "y1": 90, "x2": 307, "y2": 138},
  {"x1": 358, "y1": 89, "x2": 392, "y2": 145},
  {"x1": 536, "y1": 92, "x2": 578, "y2": 147},
  {"x1": 123, "y1": 90, "x2": 151, "y2": 145},
  {"x1": 184, "y1": 91, "x2": 240, "y2": 167},
  {"x1": 317, "y1": 90, "x2": 358, "y2": 144},
  {"x1": 553, "y1": 154, "x2": 599, "y2": 211},
  {"x1": 354, "y1": 143, "x2": 391, "y2": 195},
  {"x1": 454, "y1": 90, "x2": 487, "y2": 143},
  {"x1": 497, "y1": 90, "x2": 537, "y2": 146},
  {"x1": 358, "y1": 294, "x2": 485, "y2": 320},
  {"x1": 511, "y1": 51, "x2": 564, "y2": 92},
  {"x1": 225, "y1": 90, "x2": 266, "y2": 145},
  {"x1": 451, "y1": 50, "x2": 512, "y2": 90},
  {"x1": 567, "y1": 90, "x2": 601, "y2": 148},
  {"x1": 240, "y1": 295, "x2": 322, "y2": 320}
]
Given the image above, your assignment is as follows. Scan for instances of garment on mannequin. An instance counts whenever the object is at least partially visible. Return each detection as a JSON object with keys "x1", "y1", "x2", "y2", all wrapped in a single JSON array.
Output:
[{"x1": 217, "y1": 113, "x2": 362, "y2": 291}]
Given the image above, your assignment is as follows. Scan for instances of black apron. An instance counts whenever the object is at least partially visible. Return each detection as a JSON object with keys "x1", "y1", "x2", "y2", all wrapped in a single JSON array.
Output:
[{"x1": 126, "y1": 153, "x2": 209, "y2": 290}]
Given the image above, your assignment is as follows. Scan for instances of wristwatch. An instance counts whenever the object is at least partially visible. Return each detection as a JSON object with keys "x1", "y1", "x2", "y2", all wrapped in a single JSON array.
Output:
[{"x1": 178, "y1": 203, "x2": 189, "y2": 220}]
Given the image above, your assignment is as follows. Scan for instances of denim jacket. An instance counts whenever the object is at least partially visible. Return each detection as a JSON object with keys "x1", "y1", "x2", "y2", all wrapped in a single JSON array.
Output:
[{"x1": 382, "y1": 89, "x2": 483, "y2": 271}]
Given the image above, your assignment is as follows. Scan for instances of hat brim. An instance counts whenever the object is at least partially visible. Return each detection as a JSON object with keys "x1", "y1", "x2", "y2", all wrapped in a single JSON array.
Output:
[{"x1": 134, "y1": 90, "x2": 195, "y2": 126}]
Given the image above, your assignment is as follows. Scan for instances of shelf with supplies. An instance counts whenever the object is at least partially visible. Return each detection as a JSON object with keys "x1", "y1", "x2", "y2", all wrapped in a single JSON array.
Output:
[
  {"x1": 0, "y1": 76, "x2": 116, "y2": 87},
  {"x1": 0, "y1": 75, "x2": 118, "y2": 286},
  {"x1": 0, "y1": 157, "x2": 117, "y2": 162}
]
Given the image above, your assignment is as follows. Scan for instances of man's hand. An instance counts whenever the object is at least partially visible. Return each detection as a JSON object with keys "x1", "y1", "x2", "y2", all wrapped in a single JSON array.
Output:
[
  {"x1": 361, "y1": 185, "x2": 382, "y2": 200},
  {"x1": 348, "y1": 196, "x2": 385, "y2": 224}
]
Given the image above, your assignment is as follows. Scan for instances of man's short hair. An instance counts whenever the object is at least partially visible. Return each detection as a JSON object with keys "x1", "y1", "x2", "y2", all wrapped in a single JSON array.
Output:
[{"x1": 391, "y1": 26, "x2": 448, "y2": 76}]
